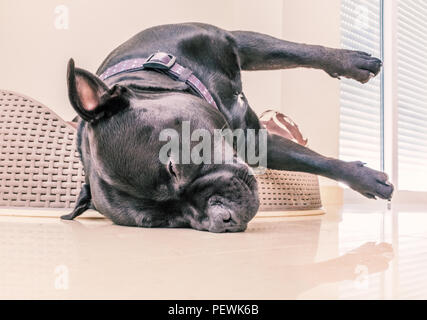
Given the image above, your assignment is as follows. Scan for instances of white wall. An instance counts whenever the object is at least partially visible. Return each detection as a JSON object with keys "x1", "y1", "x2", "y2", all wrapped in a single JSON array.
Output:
[
  {"x1": 230, "y1": 1, "x2": 284, "y2": 115},
  {"x1": 282, "y1": 0, "x2": 341, "y2": 187},
  {"x1": 0, "y1": 0, "x2": 282, "y2": 120}
]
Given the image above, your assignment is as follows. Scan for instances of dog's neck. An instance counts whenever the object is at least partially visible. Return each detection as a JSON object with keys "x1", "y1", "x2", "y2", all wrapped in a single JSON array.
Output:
[{"x1": 103, "y1": 69, "x2": 191, "y2": 93}]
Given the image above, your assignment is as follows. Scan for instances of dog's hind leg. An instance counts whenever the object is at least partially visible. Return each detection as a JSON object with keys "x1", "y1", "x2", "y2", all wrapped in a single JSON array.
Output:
[
  {"x1": 61, "y1": 183, "x2": 92, "y2": 220},
  {"x1": 231, "y1": 30, "x2": 382, "y2": 84}
]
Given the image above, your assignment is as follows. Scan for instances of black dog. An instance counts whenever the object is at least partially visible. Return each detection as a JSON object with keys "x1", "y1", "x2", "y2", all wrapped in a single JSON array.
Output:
[{"x1": 62, "y1": 23, "x2": 393, "y2": 232}]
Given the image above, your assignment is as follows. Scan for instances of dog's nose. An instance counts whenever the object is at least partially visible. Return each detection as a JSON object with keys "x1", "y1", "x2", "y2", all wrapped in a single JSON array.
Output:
[
  {"x1": 220, "y1": 210, "x2": 232, "y2": 223},
  {"x1": 207, "y1": 204, "x2": 235, "y2": 231},
  {"x1": 210, "y1": 204, "x2": 232, "y2": 222}
]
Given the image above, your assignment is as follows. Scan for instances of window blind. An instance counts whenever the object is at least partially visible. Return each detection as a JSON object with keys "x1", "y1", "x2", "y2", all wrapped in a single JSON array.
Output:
[
  {"x1": 397, "y1": 0, "x2": 427, "y2": 192},
  {"x1": 340, "y1": 0, "x2": 383, "y2": 171}
]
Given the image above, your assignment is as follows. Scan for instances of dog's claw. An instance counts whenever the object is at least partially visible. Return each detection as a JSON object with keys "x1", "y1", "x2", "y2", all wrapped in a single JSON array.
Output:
[
  {"x1": 60, "y1": 213, "x2": 75, "y2": 220},
  {"x1": 365, "y1": 193, "x2": 377, "y2": 200},
  {"x1": 377, "y1": 179, "x2": 392, "y2": 187},
  {"x1": 356, "y1": 161, "x2": 367, "y2": 167},
  {"x1": 357, "y1": 51, "x2": 372, "y2": 57},
  {"x1": 332, "y1": 72, "x2": 341, "y2": 80}
]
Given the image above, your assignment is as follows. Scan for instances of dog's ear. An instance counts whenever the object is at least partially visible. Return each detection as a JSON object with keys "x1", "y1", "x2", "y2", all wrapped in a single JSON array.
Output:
[{"x1": 67, "y1": 58, "x2": 129, "y2": 122}]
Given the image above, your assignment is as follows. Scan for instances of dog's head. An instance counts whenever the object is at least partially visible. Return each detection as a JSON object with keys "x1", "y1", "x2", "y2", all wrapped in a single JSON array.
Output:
[{"x1": 67, "y1": 59, "x2": 259, "y2": 232}]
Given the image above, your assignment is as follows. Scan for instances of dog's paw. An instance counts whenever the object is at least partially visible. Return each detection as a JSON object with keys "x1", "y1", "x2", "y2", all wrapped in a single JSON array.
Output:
[
  {"x1": 342, "y1": 161, "x2": 394, "y2": 200},
  {"x1": 325, "y1": 49, "x2": 382, "y2": 84}
]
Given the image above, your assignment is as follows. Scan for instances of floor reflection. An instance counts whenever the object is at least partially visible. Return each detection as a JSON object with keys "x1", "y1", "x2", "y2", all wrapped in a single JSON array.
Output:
[
  {"x1": 0, "y1": 204, "x2": 426, "y2": 299},
  {"x1": 279, "y1": 242, "x2": 393, "y2": 299}
]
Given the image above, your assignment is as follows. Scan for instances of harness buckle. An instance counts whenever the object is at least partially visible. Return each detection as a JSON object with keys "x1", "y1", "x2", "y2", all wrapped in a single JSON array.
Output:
[{"x1": 143, "y1": 52, "x2": 176, "y2": 70}]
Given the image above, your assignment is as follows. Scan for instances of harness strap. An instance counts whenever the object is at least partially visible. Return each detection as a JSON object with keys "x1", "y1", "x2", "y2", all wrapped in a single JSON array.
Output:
[{"x1": 99, "y1": 52, "x2": 218, "y2": 109}]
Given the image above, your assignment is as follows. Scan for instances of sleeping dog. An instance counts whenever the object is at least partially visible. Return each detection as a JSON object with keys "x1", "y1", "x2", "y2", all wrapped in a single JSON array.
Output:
[{"x1": 62, "y1": 23, "x2": 393, "y2": 232}]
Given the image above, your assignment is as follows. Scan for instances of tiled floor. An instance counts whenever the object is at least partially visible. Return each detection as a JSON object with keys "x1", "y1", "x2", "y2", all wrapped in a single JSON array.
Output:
[{"x1": 0, "y1": 203, "x2": 426, "y2": 299}]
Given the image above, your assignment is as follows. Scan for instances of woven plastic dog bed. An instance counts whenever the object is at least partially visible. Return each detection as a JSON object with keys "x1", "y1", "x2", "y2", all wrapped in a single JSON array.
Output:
[
  {"x1": 256, "y1": 170, "x2": 322, "y2": 212},
  {"x1": 0, "y1": 90, "x2": 323, "y2": 216},
  {"x1": 256, "y1": 110, "x2": 324, "y2": 216},
  {"x1": 0, "y1": 90, "x2": 84, "y2": 208}
]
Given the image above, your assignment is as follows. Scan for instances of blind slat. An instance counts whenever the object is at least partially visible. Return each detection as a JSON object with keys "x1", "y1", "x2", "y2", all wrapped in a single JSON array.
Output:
[
  {"x1": 397, "y1": 0, "x2": 427, "y2": 192},
  {"x1": 340, "y1": 0, "x2": 382, "y2": 170}
]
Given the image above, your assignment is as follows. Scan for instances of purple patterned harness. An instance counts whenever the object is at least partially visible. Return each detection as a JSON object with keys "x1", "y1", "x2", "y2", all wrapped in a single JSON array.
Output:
[{"x1": 99, "y1": 52, "x2": 218, "y2": 109}]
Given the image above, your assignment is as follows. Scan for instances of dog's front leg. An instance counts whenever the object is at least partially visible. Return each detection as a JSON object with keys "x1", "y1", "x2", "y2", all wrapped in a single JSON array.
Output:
[
  {"x1": 61, "y1": 183, "x2": 92, "y2": 220},
  {"x1": 266, "y1": 134, "x2": 393, "y2": 200},
  {"x1": 231, "y1": 31, "x2": 382, "y2": 83}
]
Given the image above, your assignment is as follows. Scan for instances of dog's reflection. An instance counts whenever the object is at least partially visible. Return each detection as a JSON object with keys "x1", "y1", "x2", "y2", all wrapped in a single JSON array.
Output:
[
  {"x1": 246, "y1": 218, "x2": 394, "y2": 297},
  {"x1": 278, "y1": 241, "x2": 393, "y2": 298}
]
